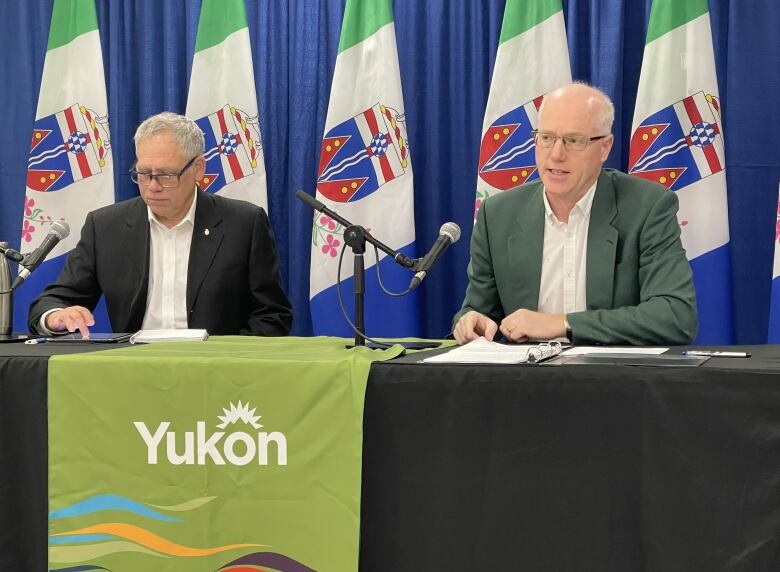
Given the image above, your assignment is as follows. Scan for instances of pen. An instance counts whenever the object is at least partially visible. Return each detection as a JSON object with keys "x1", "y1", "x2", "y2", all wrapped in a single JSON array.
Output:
[
  {"x1": 682, "y1": 350, "x2": 751, "y2": 358},
  {"x1": 24, "y1": 337, "x2": 47, "y2": 345}
]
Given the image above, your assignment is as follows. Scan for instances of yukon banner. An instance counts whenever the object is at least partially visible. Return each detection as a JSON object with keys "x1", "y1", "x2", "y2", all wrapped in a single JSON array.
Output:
[{"x1": 48, "y1": 337, "x2": 403, "y2": 571}]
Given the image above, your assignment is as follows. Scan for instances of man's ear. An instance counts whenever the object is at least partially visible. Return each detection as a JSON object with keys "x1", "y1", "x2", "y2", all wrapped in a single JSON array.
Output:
[
  {"x1": 600, "y1": 134, "x2": 614, "y2": 163},
  {"x1": 193, "y1": 155, "x2": 206, "y2": 181}
]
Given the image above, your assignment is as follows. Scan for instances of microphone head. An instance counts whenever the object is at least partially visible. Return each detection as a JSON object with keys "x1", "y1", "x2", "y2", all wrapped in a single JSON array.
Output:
[
  {"x1": 439, "y1": 222, "x2": 461, "y2": 243},
  {"x1": 50, "y1": 220, "x2": 70, "y2": 240}
]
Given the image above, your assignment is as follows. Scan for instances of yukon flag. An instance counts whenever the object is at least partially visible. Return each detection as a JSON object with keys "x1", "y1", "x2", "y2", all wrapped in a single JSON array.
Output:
[
  {"x1": 186, "y1": 0, "x2": 267, "y2": 210},
  {"x1": 769, "y1": 181, "x2": 780, "y2": 342},
  {"x1": 309, "y1": 0, "x2": 419, "y2": 337},
  {"x1": 630, "y1": 0, "x2": 732, "y2": 343},
  {"x1": 475, "y1": 0, "x2": 571, "y2": 217},
  {"x1": 15, "y1": 0, "x2": 113, "y2": 330}
]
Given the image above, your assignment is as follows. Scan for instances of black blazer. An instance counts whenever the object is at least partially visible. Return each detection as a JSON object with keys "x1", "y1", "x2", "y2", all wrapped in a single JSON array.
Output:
[{"x1": 28, "y1": 190, "x2": 292, "y2": 336}]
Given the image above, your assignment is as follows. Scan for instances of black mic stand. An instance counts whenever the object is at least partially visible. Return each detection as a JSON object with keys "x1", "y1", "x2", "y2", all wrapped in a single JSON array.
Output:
[
  {"x1": 343, "y1": 225, "x2": 368, "y2": 347},
  {"x1": 297, "y1": 190, "x2": 442, "y2": 350},
  {"x1": 0, "y1": 242, "x2": 30, "y2": 342},
  {"x1": 0, "y1": 243, "x2": 12, "y2": 338}
]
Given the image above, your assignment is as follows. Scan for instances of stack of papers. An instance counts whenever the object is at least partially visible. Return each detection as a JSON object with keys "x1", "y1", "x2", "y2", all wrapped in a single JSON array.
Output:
[
  {"x1": 421, "y1": 337, "x2": 558, "y2": 364},
  {"x1": 562, "y1": 346, "x2": 668, "y2": 356},
  {"x1": 129, "y1": 329, "x2": 209, "y2": 344}
]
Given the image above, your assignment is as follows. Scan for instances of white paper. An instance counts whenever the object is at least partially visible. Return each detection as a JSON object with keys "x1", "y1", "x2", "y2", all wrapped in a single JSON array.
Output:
[
  {"x1": 422, "y1": 337, "x2": 536, "y2": 364},
  {"x1": 129, "y1": 329, "x2": 209, "y2": 344},
  {"x1": 562, "y1": 346, "x2": 668, "y2": 356}
]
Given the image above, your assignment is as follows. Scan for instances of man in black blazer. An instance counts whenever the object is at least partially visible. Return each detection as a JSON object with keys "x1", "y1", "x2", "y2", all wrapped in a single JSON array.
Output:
[{"x1": 28, "y1": 112, "x2": 292, "y2": 337}]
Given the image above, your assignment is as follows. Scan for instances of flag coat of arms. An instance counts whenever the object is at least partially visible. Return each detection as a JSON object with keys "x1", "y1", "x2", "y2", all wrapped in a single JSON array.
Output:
[
  {"x1": 15, "y1": 0, "x2": 114, "y2": 329},
  {"x1": 475, "y1": 0, "x2": 571, "y2": 217},
  {"x1": 186, "y1": 0, "x2": 267, "y2": 211},
  {"x1": 631, "y1": 0, "x2": 733, "y2": 343},
  {"x1": 309, "y1": 0, "x2": 419, "y2": 338}
]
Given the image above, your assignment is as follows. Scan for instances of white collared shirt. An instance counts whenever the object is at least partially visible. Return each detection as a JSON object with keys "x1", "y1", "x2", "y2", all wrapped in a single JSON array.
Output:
[
  {"x1": 141, "y1": 196, "x2": 197, "y2": 330},
  {"x1": 537, "y1": 182, "x2": 597, "y2": 316}
]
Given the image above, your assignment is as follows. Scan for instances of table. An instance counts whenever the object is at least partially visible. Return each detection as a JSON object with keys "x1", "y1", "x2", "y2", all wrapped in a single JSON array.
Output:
[{"x1": 4, "y1": 342, "x2": 780, "y2": 571}]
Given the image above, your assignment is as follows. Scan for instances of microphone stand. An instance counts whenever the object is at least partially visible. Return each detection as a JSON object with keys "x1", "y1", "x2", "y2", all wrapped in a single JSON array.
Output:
[
  {"x1": 342, "y1": 225, "x2": 368, "y2": 347},
  {"x1": 0, "y1": 242, "x2": 14, "y2": 339},
  {"x1": 297, "y1": 190, "x2": 421, "y2": 348}
]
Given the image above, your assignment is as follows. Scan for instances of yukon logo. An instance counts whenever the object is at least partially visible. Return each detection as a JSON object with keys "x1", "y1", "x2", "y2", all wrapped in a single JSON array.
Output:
[{"x1": 134, "y1": 401, "x2": 287, "y2": 466}]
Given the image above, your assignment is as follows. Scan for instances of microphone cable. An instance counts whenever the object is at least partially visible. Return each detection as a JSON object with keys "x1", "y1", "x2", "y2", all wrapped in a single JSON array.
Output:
[{"x1": 334, "y1": 242, "x2": 416, "y2": 348}]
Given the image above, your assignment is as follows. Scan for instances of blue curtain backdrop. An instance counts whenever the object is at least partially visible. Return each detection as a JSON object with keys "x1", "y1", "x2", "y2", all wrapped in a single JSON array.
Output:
[{"x1": 1, "y1": 0, "x2": 778, "y2": 342}]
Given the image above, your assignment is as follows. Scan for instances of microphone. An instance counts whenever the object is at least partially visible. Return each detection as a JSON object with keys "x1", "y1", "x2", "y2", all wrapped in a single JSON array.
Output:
[
  {"x1": 0, "y1": 244, "x2": 23, "y2": 263},
  {"x1": 11, "y1": 220, "x2": 70, "y2": 290},
  {"x1": 409, "y1": 222, "x2": 461, "y2": 290}
]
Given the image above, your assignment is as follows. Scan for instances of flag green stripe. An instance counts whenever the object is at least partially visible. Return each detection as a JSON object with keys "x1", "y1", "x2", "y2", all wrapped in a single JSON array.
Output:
[
  {"x1": 338, "y1": 0, "x2": 393, "y2": 53},
  {"x1": 46, "y1": 0, "x2": 99, "y2": 51},
  {"x1": 499, "y1": 0, "x2": 562, "y2": 44},
  {"x1": 194, "y1": 0, "x2": 248, "y2": 53},
  {"x1": 645, "y1": 0, "x2": 709, "y2": 44}
]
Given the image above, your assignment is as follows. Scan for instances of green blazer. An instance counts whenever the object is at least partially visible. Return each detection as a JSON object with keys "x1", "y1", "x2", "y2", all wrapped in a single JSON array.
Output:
[{"x1": 454, "y1": 169, "x2": 697, "y2": 345}]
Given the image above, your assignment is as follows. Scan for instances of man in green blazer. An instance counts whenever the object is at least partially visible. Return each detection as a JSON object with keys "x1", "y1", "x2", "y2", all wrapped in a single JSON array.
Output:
[{"x1": 453, "y1": 83, "x2": 697, "y2": 346}]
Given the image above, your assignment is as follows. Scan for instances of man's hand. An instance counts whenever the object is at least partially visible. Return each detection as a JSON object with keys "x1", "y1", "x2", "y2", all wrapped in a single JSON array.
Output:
[
  {"x1": 45, "y1": 306, "x2": 95, "y2": 338},
  {"x1": 453, "y1": 311, "x2": 498, "y2": 345},
  {"x1": 499, "y1": 309, "x2": 566, "y2": 343}
]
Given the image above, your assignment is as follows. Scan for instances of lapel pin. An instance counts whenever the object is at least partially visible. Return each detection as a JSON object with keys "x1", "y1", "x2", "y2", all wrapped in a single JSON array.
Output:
[{"x1": 204, "y1": 228, "x2": 210, "y2": 236}]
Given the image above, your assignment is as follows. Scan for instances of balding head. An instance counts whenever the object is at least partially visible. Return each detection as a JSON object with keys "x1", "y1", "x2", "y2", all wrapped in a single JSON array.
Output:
[{"x1": 540, "y1": 82, "x2": 615, "y2": 134}]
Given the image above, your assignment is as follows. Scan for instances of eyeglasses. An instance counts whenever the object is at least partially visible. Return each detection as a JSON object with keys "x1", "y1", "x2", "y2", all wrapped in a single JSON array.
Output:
[
  {"x1": 531, "y1": 130, "x2": 610, "y2": 151},
  {"x1": 129, "y1": 155, "x2": 198, "y2": 187}
]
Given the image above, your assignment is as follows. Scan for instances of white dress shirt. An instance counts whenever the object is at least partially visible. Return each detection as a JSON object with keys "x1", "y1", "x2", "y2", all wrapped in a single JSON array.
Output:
[
  {"x1": 141, "y1": 196, "x2": 197, "y2": 330},
  {"x1": 537, "y1": 182, "x2": 597, "y2": 316}
]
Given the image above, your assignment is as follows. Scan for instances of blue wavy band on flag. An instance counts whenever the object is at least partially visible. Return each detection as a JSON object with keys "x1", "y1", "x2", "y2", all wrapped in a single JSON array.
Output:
[
  {"x1": 27, "y1": 104, "x2": 108, "y2": 193},
  {"x1": 317, "y1": 103, "x2": 409, "y2": 202},
  {"x1": 478, "y1": 98, "x2": 541, "y2": 190},
  {"x1": 629, "y1": 91, "x2": 724, "y2": 189},
  {"x1": 310, "y1": 243, "x2": 420, "y2": 338},
  {"x1": 194, "y1": 104, "x2": 261, "y2": 194}
]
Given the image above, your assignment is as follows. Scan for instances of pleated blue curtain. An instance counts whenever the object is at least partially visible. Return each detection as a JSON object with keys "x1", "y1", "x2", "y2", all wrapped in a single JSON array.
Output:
[{"x1": 1, "y1": 0, "x2": 779, "y2": 342}]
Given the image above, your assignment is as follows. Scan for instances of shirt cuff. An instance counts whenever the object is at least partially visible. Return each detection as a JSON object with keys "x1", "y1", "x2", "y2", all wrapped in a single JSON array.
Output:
[
  {"x1": 563, "y1": 315, "x2": 573, "y2": 342},
  {"x1": 39, "y1": 308, "x2": 65, "y2": 335}
]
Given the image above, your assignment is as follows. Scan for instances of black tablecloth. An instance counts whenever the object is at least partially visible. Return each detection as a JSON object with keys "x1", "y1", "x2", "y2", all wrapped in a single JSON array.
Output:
[{"x1": 3, "y1": 343, "x2": 780, "y2": 571}]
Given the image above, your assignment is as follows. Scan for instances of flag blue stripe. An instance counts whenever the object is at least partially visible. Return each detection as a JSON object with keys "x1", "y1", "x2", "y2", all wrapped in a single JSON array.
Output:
[
  {"x1": 768, "y1": 276, "x2": 780, "y2": 343},
  {"x1": 310, "y1": 243, "x2": 421, "y2": 338},
  {"x1": 689, "y1": 244, "x2": 733, "y2": 344}
]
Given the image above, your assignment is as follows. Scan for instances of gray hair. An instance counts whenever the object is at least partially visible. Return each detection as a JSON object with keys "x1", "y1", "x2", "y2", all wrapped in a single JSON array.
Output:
[
  {"x1": 133, "y1": 112, "x2": 205, "y2": 158},
  {"x1": 540, "y1": 81, "x2": 615, "y2": 134}
]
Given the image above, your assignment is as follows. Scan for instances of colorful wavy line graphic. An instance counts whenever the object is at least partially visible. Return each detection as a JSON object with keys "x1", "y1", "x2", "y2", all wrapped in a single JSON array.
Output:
[
  {"x1": 49, "y1": 494, "x2": 181, "y2": 522},
  {"x1": 49, "y1": 534, "x2": 113, "y2": 544},
  {"x1": 149, "y1": 496, "x2": 216, "y2": 512},
  {"x1": 50, "y1": 565, "x2": 111, "y2": 572},
  {"x1": 49, "y1": 539, "x2": 162, "y2": 563},
  {"x1": 51, "y1": 523, "x2": 262, "y2": 557},
  {"x1": 220, "y1": 551, "x2": 317, "y2": 572}
]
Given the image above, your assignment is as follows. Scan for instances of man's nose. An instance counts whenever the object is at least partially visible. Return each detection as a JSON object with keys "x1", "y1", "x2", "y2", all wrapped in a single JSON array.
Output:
[
  {"x1": 147, "y1": 176, "x2": 163, "y2": 191},
  {"x1": 549, "y1": 137, "x2": 567, "y2": 159}
]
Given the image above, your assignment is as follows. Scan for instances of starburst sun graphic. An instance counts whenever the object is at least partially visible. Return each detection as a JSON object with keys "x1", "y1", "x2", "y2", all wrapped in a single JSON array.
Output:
[{"x1": 216, "y1": 401, "x2": 263, "y2": 430}]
